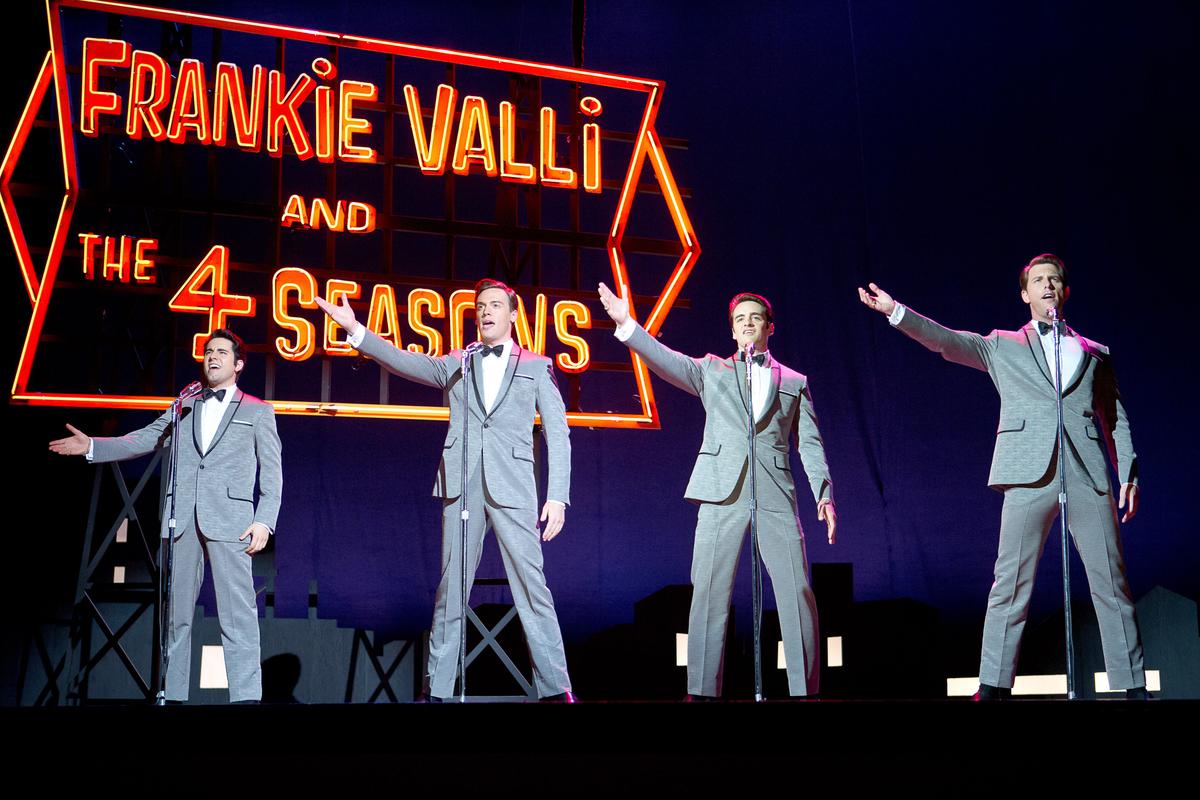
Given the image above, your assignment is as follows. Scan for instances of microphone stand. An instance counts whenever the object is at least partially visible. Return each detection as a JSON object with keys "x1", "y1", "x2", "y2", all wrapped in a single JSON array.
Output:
[
  {"x1": 157, "y1": 380, "x2": 203, "y2": 706},
  {"x1": 744, "y1": 343, "x2": 764, "y2": 702},
  {"x1": 456, "y1": 341, "x2": 486, "y2": 703},
  {"x1": 1049, "y1": 307, "x2": 1077, "y2": 700}
]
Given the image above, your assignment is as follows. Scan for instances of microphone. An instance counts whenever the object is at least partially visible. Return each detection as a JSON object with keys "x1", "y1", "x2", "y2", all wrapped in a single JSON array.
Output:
[
  {"x1": 177, "y1": 381, "x2": 203, "y2": 400},
  {"x1": 463, "y1": 340, "x2": 487, "y2": 355}
]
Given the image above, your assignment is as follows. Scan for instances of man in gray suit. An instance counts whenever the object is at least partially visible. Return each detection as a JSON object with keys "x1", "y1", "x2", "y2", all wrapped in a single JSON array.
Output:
[
  {"x1": 598, "y1": 282, "x2": 837, "y2": 699},
  {"x1": 49, "y1": 329, "x2": 283, "y2": 703},
  {"x1": 316, "y1": 279, "x2": 575, "y2": 702},
  {"x1": 858, "y1": 254, "x2": 1146, "y2": 699}
]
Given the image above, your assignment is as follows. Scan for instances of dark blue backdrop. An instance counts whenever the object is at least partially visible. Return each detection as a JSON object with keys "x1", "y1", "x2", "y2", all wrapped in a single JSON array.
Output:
[{"x1": 5, "y1": 0, "x2": 1196, "y2": 648}]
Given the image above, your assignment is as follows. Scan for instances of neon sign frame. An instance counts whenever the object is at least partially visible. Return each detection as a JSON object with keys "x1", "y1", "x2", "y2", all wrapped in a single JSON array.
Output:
[{"x1": 3, "y1": 0, "x2": 700, "y2": 427}]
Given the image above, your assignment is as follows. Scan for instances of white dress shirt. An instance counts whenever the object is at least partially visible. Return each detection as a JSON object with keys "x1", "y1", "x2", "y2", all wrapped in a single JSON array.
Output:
[
  {"x1": 477, "y1": 339, "x2": 513, "y2": 413},
  {"x1": 198, "y1": 383, "x2": 238, "y2": 453}
]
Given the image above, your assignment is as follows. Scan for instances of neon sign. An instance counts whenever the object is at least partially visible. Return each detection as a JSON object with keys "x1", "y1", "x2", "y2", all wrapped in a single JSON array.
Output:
[{"x1": 4, "y1": 0, "x2": 701, "y2": 427}]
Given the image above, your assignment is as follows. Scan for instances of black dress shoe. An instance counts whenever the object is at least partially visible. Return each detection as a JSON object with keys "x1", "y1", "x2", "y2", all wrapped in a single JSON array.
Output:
[
  {"x1": 1125, "y1": 687, "x2": 1153, "y2": 700},
  {"x1": 417, "y1": 694, "x2": 446, "y2": 704},
  {"x1": 540, "y1": 691, "x2": 579, "y2": 703},
  {"x1": 971, "y1": 683, "x2": 1011, "y2": 701},
  {"x1": 683, "y1": 694, "x2": 720, "y2": 702},
  {"x1": 231, "y1": 699, "x2": 260, "y2": 705}
]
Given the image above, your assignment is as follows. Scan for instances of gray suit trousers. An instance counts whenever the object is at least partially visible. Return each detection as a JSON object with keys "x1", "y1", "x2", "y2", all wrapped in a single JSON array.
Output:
[
  {"x1": 166, "y1": 518, "x2": 261, "y2": 702},
  {"x1": 689, "y1": 472, "x2": 819, "y2": 697},
  {"x1": 980, "y1": 452, "x2": 1144, "y2": 690},
  {"x1": 426, "y1": 467, "x2": 571, "y2": 699}
]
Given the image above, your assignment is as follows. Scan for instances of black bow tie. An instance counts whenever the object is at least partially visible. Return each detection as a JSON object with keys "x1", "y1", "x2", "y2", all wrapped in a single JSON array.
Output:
[
  {"x1": 479, "y1": 344, "x2": 505, "y2": 358},
  {"x1": 1037, "y1": 321, "x2": 1071, "y2": 337},
  {"x1": 201, "y1": 388, "x2": 227, "y2": 402}
]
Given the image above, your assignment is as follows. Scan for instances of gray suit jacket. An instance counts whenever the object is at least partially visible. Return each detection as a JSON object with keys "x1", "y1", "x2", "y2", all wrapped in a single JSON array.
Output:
[
  {"x1": 358, "y1": 331, "x2": 571, "y2": 510},
  {"x1": 91, "y1": 390, "x2": 284, "y2": 541},
  {"x1": 895, "y1": 307, "x2": 1138, "y2": 492},
  {"x1": 624, "y1": 324, "x2": 833, "y2": 512}
]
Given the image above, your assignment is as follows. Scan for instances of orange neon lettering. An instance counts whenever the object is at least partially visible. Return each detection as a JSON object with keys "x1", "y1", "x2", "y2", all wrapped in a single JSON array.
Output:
[
  {"x1": 583, "y1": 122, "x2": 602, "y2": 193},
  {"x1": 102, "y1": 236, "x2": 133, "y2": 283},
  {"x1": 338, "y1": 80, "x2": 377, "y2": 162},
  {"x1": 272, "y1": 267, "x2": 317, "y2": 361},
  {"x1": 78, "y1": 233, "x2": 102, "y2": 279},
  {"x1": 315, "y1": 84, "x2": 335, "y2": 162},
  {"x1": 125, "y1": 50, "x2": 171, "y2": 141},
  {"x1": 580, "y1": 96, "x2": 603, "y2": 193},
  {"x1": 553, "y1": 301, "x2": 591, "y2": 373},
  {"x1": 133, "y1": 238, "x2": 157, "y2": 283},
  {"x1": 166, "y1": 59, "x2": 212, "y2": 144},
  {"x1": 539, "y1": 107, "x2": 576, "y2": 188},
  {"x1": 451, "y1": 96, "x2": 497, "y2": 177},
  {"x1": 512, "y1": 293, "x2": 548, "y2": 354},
  {"x1": 406, "y1": 288, "x2": 444, "y2": 355},
  {"x1": 448, "y1": 289, "x2": 476, "y2": 351},
  {"x1": 403, "y1": 83, "x2": 456, "y2": 175},
  {"x1": 310, "y1": 197, "x2": 344, "y2": 231},
  {"x1": 366, "y1": 284, "x2": 402, "y2": 349},
  {"x1": 498, "y1": 101, "x2": 536, "y2": 184},
  {"x1": 168, "y1": 245, "x2": 257, "y2": 360},
  {"x1": 80, "y1": 38, "x2": 131, "y2": 136},
  {"x1": 346, "y1": 202, "x2": 376, "y2": 233},
  {"x1": 266, "y1": 69, "x2": 316, "y2": 159},
  {"x1": 212, "y1": 62, "x2": 264, "y2": 151},
  {"x1": 324, "y1": 279, "x2": 361, "y2": 355},
  {"x1": 280, "y1": 194, "x2": 308, "y2": 228}
]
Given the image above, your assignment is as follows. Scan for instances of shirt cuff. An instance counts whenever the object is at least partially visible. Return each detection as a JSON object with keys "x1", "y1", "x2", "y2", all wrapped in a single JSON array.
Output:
[
  {"x1": 85, "y1": 438, "x2": 95, "y2": 462},
  {"x1": 613, "y1": 319, "x2": 636, "y2": 341},
  {"x1": 547, "y1": 499, "x2": 566, "y2": 508},
  {"x1": 888, "y1": 303, "x2": 906, "y2": 326},
  {"x1": 346, "y1": 323, "x2": 367, "y2": 348}
]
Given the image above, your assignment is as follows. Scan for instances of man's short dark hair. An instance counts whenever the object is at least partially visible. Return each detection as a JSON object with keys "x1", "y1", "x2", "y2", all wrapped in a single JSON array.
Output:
[
  {"x1": 728, "y1": 292, "x2": 773, "y2": 326},
  {"x1": 205, "y1": 328, "x2": 246, "y2": 364},
  {"x1": 474, "y1": 278, "x2": 519, "y2": 312},
  {"x1": 1020, "y1": 253, "x2": 1069, "y2": 290}
]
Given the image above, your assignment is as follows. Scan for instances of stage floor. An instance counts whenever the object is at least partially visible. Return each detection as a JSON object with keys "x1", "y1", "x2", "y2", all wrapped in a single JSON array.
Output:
[{"x1": 5, "y1": 699, "x2": 1194, "y2": 789}]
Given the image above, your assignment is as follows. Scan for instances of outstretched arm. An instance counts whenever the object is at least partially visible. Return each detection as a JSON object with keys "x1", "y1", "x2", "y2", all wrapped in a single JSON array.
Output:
[
  {"x1": 316, "y1": 295, "x2": 451, "y2": 388},
  {"x1": 858, "y1": 282, "x2": 994, "y2": 372},
  {"x1": 598, "y1": 281, "x2": 706, "y2": 396}
]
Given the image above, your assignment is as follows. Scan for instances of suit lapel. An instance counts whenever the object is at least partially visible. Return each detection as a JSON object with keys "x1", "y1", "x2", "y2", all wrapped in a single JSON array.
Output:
[
  {"x1": 485, "y1": 345, "x2": 522, "y2": 419},
  {"x1": 731, "y1": 353, "x2": 751, "y2": 415},
  {"x1": 205, "y1": 389, "x2": 243, "y2": 455},
  {"x1": 1062, "y1": 327, "x2": 1092, "y2": 396},
  {"x1": 760, "y1": 358, "x2": 780, "y2": 426},
  {"x1": 1023, "y1": 324, "x2": 1056, "y2": 389},
  {"x1": 468, "y1": 350, "x2": 487, "y2": 421},
  {"x1": 190, "y1": 397, "x2": 203, "y2": 455}
]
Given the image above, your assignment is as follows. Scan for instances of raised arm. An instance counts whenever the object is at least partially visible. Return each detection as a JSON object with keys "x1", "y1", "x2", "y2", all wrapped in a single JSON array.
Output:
[
  {"x1": 858, "y1": 282, "x2": 994, "y2": 372},
  {"x1": 316, "y1": 295, "x2": 452, "y2": 388},
  {"x1": 598, "y1": 281, "x2": 706, "y2": 396}
]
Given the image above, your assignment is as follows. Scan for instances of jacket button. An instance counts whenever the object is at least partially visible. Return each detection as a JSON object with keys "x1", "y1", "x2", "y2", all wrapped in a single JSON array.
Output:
[
  {"x1": 483, "y1": 422, "x2": 490, "y2": 428},
  {"x1": 199, "y1": 464, "x2": 205, "y2": 470}
]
